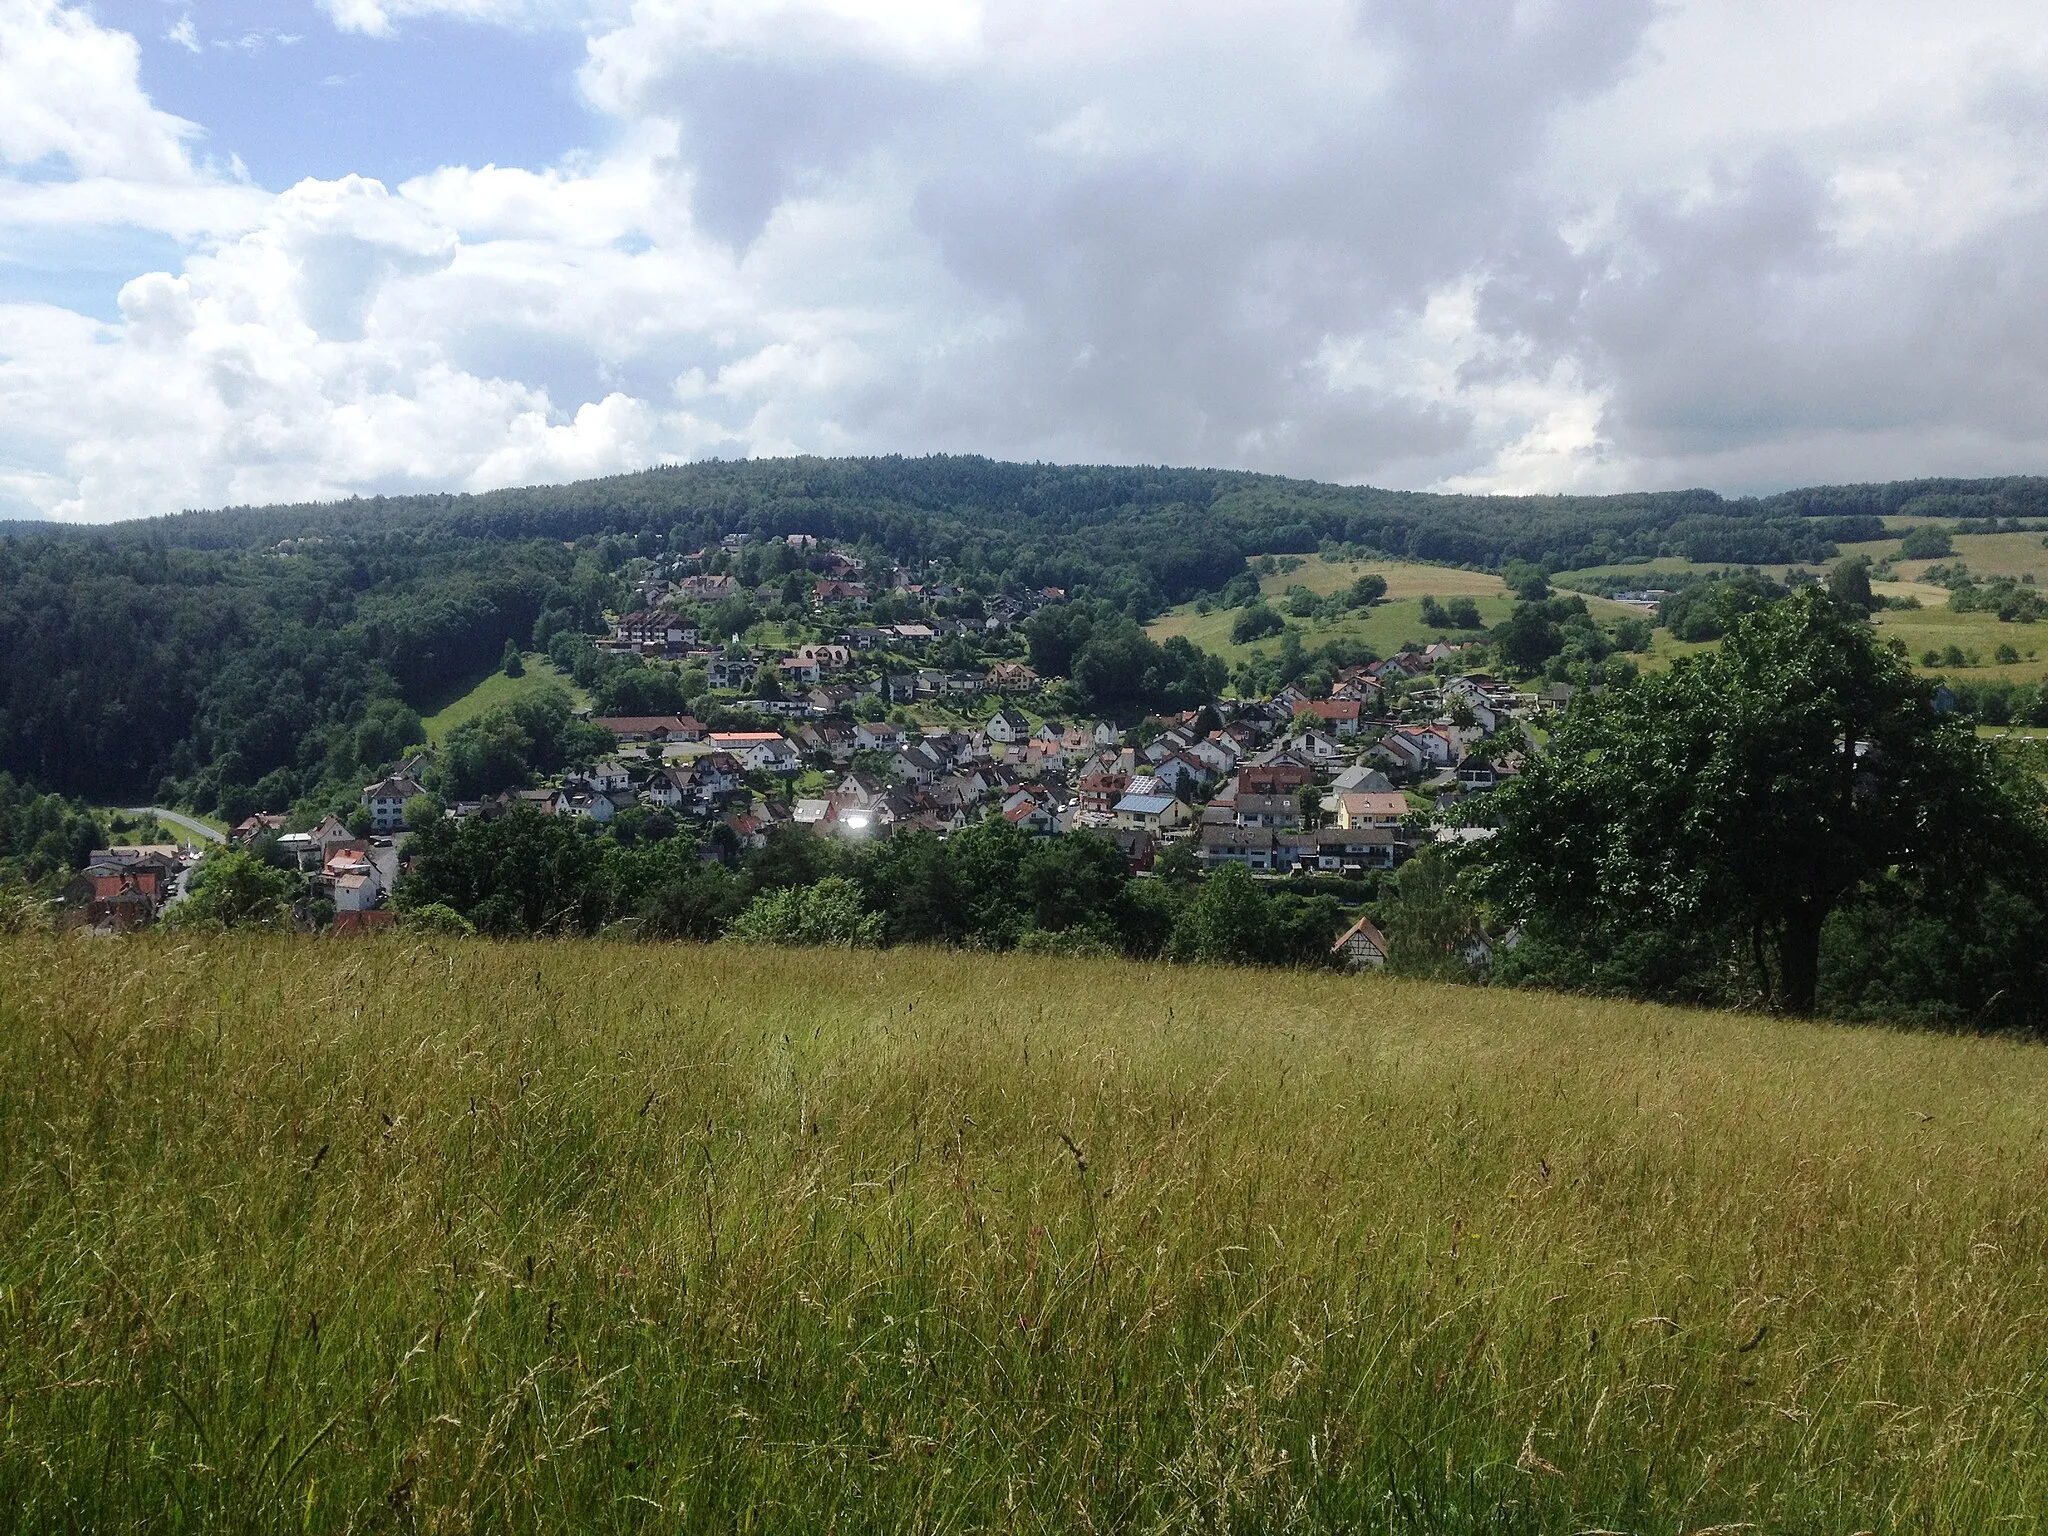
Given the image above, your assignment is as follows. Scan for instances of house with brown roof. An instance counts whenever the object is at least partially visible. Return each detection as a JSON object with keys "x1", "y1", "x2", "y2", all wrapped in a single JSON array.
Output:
[{"x1": 1331, "y1": 915, "x2": 1390, "y2": 970}]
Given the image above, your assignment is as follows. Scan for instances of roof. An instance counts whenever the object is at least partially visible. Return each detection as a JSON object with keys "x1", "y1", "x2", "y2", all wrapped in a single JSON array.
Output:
[
  {"x1": 709, "y1": 732, "x2": 785, "y2": 745},
  {"x1": 362, "y1": 775, "x2": 424, "y2": 800},
  {"x1": 590, "y1": 715, "x2": 701, "y2": 734},
  {"x1": 1332, "y1": 915, "x2": 1390, "y2": 955},
  {"x1": 1339, "y1": 791, "x2": 1410, "y2": 819}
]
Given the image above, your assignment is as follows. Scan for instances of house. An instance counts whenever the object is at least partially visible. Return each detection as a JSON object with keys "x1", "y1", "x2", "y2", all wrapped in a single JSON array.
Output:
[
  {"x1": 1151, "y1": 752, "x2": 1216, "y2": 794},
  {"x1": 1302, "y1": 699, "x2": 1363, "y2": 738},
  {"x1": 64, "y1": 862, "x2": 163, "y2": 930},
  {"x1": 892, "y1": 741, "x2": 952, "y2": 783},
  {"x1": 331, "y1": 870, "x2": 381, "y2": 914},
  {"x1": 711, "y1": 733, "x2": 802, "y2": 774},
  {"x1": 796, "y1": 644, "x2": 852, "y2": 670},
  {"x1": 360, "y1": 775, "x2": 424, "y2": 833},
  {"x1": 583, "y1": 758, "x2": 637, "y2": 794},
  {"x1": 1457, "y1": 760, "x2": 1501, "y2": 791},
  {"x1": 777, "y1": 656, "x2": 822, "y2": 687},
  {"x1": 852, "y1": 720, "x2": 904, "y2": 753},
  {"x1": 1234, "y1": 792, "x2": 1301, "y2": 829},
  {"x1": 986, "y1": 661, "x2": 1041, "y2": 693},
  {"x1": 705, "y1": 654, "x2": 757, "y2": 690},
  {"x1": 613, "y1": 611, "x2": 696, "y2": 648},
  {"x1": 1313, "y1": 825, "x2": 1403, "y2": 873},
  {"x1": 1077, "y1": 769, "x2": 1129, "y2": 814},
  {"x1": 230, "y1": 812, "x2": 288, "y2": 845},
  {"x1": 1002, "y1": 789, "x2": 1058, "y2": 834},
  {"x1": 1369, "y1": 732, "x2": 1430, "y2": 777},
  {"x1": 1331, "y1": 915, "x2": 1390, "y2": 970},
  {"x1": 1283, "y1": 730, "x2": 1347, "y2": 765},
  {"x1": 1098, "y1": 826, "x2": 1156, "y2": 873},
  {"x1": 1397, "y1": 725, "x2": 1460, "y2": 767},
  {"x1": 555, "y1": 787, "x2": 617, "y2": 822},
  {"x1": 641, "y1": 765, "x2": 699, "y2": 810},
  {"x1": 1329, "y1": 764, "x2": 1395, "y2": 796},
  {"x1": 813, "y1": 579, "x2": 870, "y2": 606},
  {"x1": 1199, "y1": 824, "x2": 1277, "y2": 872},
  {"x1": 987, "y1": 708, "x2": 1031, "y2": 744},
  {"x1": 1335, "y1": 791, "x2": 1410, "y2": 830},
  {"x1": 679, "y1": 572, "x2": 740, "y2": 601},
  {"x1": 1112, "y1": 792, "x2": 1192, "y2": 832},
  {"x1": 1238, "y1": 761, "x2": 1315, "y2": 795},
  {"x1": 589, "y1": 714, "x2": 704, "y2": 743}
]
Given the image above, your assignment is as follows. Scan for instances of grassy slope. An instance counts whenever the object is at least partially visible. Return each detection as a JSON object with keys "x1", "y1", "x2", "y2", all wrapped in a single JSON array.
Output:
[
  {"x1": 421, "y1": 656, "x2": 592, "y2": 746},
  {"x1": 1150, "y1": 555, "x2": 1687, "y2": 674},
  {"x1": 1148, "y1": 556, "x2": 1516, "y2": 669},
  {"x1": 1557, "y1": 533, "x2": 2048, "y2": 683},
  {"x1": 5, "y1": 935, "x2": 2047, "y2": 1532}
]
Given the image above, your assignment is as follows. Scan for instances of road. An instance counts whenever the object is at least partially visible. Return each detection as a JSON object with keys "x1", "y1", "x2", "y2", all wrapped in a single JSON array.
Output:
[{"x1": 123, "y1": 807, "x2": 226, "y2": 845}]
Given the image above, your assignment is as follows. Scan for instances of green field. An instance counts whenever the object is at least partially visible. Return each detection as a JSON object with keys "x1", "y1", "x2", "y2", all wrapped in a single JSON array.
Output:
[
  {"x1": 1150, "y1": 555, "x2": 1690, "y2": 674},
  {"x1": 1148, "y1": 556, "x2": 1517, "y2": 668},
  {"x1": 421, "y1": 655, "x2": 592, "y2": 745},
  {"x1": 1894, "y1": 530, "x2": 2048, "y2": 586},
  {"x1": 6, "y1": 934, "x2": 2048, "y2": 1531}
]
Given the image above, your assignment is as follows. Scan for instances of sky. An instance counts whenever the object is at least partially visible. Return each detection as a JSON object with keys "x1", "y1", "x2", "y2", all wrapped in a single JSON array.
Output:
[{"x1": 4, "y1": 1, "x2": 2048, "y2": 521}]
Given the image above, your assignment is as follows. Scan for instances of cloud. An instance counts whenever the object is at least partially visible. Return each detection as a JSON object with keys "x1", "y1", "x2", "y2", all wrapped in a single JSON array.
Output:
[
  {"x1": 10, "y1": 0, "x2": 2048, "y2": 520},
  {"x1": 0, "y1": 0, "x2": 201, "y2": 181}
]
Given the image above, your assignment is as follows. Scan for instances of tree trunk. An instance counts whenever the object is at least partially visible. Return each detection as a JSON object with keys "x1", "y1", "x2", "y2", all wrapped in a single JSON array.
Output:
[{"x1": 1778, "y1": 899, "x2": 1829, "y2": 1017}]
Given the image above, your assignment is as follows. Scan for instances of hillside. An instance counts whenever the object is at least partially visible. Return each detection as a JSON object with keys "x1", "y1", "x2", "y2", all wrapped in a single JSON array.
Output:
[
  {"x1": 6, "y1": 454, "x2": 2045, "y2": 805},
  {"x1": 6, "y1": 934, "x2": 2045, "y2": 1531}
]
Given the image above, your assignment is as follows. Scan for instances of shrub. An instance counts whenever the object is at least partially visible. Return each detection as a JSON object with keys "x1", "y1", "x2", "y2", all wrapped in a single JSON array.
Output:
[
  {"x1": 1230, "y1": 605, "x2": 1286, "y2": 644},
  {"x1": 168, "y1": 849, "x2": 301, "y2": 930},
  {"x1": 1898, "y1": 526, "x2": 1954, "y2": 560},
  {"x1": 403, "y1": 902, "x2": 476, "y2": 936},
  {"x1": 727, "y1": 877, "x2": 884, "y2": 948}
]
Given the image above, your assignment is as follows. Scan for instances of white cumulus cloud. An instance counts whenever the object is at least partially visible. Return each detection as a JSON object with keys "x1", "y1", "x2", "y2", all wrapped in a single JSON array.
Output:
[{"x1": 9, "y1": 0, "x2": 2048, "y2": 521}]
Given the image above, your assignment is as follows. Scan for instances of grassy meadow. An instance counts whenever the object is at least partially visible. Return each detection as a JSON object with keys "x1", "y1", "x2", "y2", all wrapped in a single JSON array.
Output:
[
  {"x1": 5, "y1": 935, "x2": 2048, "y2": 1531},
  {"x1": 1147, "y1": 555, "x2": 1696, "y2": 674},
  {"x1": 420, "y1": 655, "x2": 592, "y2": 746}
]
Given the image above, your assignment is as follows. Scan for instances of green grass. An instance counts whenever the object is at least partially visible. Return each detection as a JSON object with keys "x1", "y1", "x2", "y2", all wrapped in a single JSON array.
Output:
[
  {"x1": 6, "y1": 934, "x2": 2048, "y2": 1531},
  {"x1": 421, "y1": 656, "x2": 591, "y2": 745},
  {"x1": 1148, "y1": 559, "x2": 1518, "y2": 669},
  {"x1": 1896, "y1": 530, "x2": 2048, "y2": 586},
  {"x1": 1871, "y1": 602, "x2": 2048, "y2": 682}
]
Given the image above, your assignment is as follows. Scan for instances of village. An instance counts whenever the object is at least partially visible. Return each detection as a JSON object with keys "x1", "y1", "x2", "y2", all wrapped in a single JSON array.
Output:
[{"x1": 58, "y1": 532, "x2": 1556, "y2": 967}]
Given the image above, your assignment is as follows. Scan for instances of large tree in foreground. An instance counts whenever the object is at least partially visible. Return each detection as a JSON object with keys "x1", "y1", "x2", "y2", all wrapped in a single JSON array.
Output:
[{"x1": 1464, "y1": 588, "x2": 2047, "y2": 1016}]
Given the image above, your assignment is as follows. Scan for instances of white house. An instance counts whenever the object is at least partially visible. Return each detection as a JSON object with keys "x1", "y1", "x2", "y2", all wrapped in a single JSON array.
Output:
[
  {"x1": 1113, "y1": 792, "x2": 1192, "y2": 832},
  {"x1": 360, "y1": 775, "x2": 424, "y2": 833},
  {"x1": 1331, "y1": 915, "x2": 1390, "y2": 969},
  {"x1": 987, "y1": 708, "x2": 1031, "y2": 744},
  {"x1": 555, "y1": 788, "x2": 617, "y2": 822}
]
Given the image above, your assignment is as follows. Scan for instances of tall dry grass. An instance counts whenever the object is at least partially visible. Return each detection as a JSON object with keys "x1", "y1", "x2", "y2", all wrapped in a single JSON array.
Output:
[{"x1": 2, "y1": 933, "x2": 2045, "y2": 1532}]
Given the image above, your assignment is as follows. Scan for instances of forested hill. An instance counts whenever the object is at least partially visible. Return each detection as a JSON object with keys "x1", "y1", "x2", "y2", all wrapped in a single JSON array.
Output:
[
  {"x1": 16, "y1": 456, "x2": 2048, "y2": 581},
  {"x1": 3, "y1": 454, "x2": 2045, "y2": 807}
]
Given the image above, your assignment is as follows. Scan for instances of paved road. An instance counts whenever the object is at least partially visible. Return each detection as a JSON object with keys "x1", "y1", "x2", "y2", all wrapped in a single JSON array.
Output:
[{"x1": 123, "y1": 807, "x2": 226, "y2": 845}]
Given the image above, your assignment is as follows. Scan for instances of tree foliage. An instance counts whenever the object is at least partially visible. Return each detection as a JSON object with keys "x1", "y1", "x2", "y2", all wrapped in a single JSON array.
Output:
[{"x1": 1464, "y1": 588, "x2": 2048, "y2": 1018}]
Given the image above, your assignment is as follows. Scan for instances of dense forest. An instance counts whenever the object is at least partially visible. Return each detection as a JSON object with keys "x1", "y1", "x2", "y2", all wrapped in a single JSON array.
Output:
[{"x1": 3, "y1": 456, "x2": 2044, "y2": 809}]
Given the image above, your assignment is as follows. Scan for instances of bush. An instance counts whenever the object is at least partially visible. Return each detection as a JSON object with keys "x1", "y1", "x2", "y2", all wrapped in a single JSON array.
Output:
[
  {"x1": 1898, "y1": 526, "x2": 1954, "y2": 560},
  {"x1": 1346, "y1": 573, "x2": 1388, "y2": 607},
  {"x1": 403, "y1": 902, "x2": 476, "y2": 936},
  {"x1": 1231, "y1": 605, "x2": 1287, "y2": 644},
  {"x1": 727, "y1": 877, "x2": 884, "y2": 948},
  {"x1": 169, "y1": 848, "x2": 301, "y2": 930}
]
